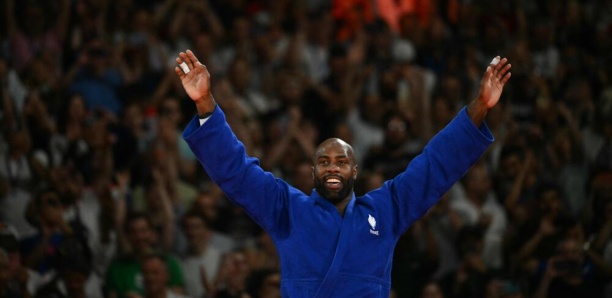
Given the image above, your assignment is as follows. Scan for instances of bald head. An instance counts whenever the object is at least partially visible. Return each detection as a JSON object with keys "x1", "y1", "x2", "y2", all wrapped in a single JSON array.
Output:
[{"x1": 313, "y1": 138, "x2": 356, "y2": 165}]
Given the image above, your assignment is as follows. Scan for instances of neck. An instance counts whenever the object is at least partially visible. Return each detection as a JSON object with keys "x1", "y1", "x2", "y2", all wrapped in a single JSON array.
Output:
[
  {"x1": 334, "y1": 197, "x2": 352, "y2": 216},
  {"x1": 467, "y1": 191, "x2": 486, "y2": 208},
  {"x1": 135, "y1": 246, "x2": 153, "y2": 257},
  {"x1": 190, "y1": 241, "x2": 208, "y2": 255}
]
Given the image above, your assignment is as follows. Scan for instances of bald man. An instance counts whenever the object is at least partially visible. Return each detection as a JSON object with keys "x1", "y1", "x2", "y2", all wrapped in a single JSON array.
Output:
[{"x1": 177, "y1": 50, "x2": 511, "y2": 298}]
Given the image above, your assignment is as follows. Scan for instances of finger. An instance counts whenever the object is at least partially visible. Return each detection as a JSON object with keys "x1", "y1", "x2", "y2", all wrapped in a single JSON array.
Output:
[
  {"x1": 501, "y1": 72, "x2": 512, "y2": 85},
  {"x1": 179, "y1": 51, "x2": 194, "y2": 70},
  {"x1": 493, "y1": 60, "x2": 510, "y2": 79},
  {"x1": 489, "y1": 56, "x2": 501, "y2": 67},
  {"x1": 484, "y1": 64, "x2": 494, "y2": 82},
  {"x1": 496, "y1": 58, "x2": 509, "y2": 74},
  {"x1": 498, "y1": 57, "x2": 508, "y2": 66},
  {"x1": 174, "y1": 66, "x2": 185, "y2": 79},
  {"x1": 176, "y1": 56, "x2": 191, "y2": 74},
  {"x1": 498, "y1": 63, "x2": 512, "y2": 78},
  {"x1": 186, "y1": 49, "x2": 200, "y2": 66},
  {"x1": 489, "y1": 56, "x2": 505, "y2": 77}
]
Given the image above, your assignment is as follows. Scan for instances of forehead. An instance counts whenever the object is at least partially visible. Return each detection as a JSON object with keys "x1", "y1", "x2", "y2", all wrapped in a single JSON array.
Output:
[
  {"x1": 129, "y1": 218, "x2": 152, "y2": 230},
  {"x1": 143, "y1": 257, "x2": 166, "y2": 269},
  {"x1": 315, "y1": 141, "x2": 352, "y2": 159},
  {"x1": 184, "y1": 215, "x2": 205, "y2": 225}
]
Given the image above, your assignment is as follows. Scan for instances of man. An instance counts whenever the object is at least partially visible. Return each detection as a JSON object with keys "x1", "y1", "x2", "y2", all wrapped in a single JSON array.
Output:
[
  {"x1": 140, "y1": 254, "x2": 189, "y2": 298},
  {"x1": 450, "y1": 162, "x2": 508, "y2": 269},
  {"x1": 179, "y1": 209, "x2": 224, "y2": 298},
  {"x1": 176, "y1": 50, "x2": 511, "y2": 297},
  {"x1": 104, "y1": 213, "x2": 184, "y2": 298},
  {"x1": 534, "y1": 237, "x2": 600, "y2": 298}
]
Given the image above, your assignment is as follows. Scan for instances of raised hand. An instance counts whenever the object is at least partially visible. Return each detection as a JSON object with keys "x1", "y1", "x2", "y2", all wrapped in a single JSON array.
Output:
[
  {"x1": 468, "y1": 56, "x2": 512, "y2": 125},
  {"x1": 175, "y1": 50, "x2": 210, "y2": 101},
  {"x1": 479, "y1": 56, "x2": 511, "y2": 109},
  {"x1": 175, "y1": 50, "x2": 216, "y2": 116}
]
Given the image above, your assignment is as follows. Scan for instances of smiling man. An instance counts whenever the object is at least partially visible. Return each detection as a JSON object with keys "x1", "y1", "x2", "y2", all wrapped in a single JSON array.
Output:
[
  {"x1": 312, "y1": 138, "x2": 357, "y2": 214},
  {"x1": 177, "y1": 49, "x2": 511, "y2": 298}
]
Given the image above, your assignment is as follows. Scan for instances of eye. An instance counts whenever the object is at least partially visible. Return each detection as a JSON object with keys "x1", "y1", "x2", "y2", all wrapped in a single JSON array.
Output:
[
  {"x1": 318, "y1": 160, "x2": 329, "y2": 166},
  {"x1": 337, "y1": 160, "x2": 348, "y2": 165}
]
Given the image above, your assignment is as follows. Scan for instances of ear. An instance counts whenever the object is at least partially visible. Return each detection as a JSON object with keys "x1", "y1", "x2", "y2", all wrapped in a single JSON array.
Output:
[
  {"x1": 311, "y1": 166, "x2": 315, "y2": 180},
  {"x1": 353, "y1": 165, "x2": 358, "y2": 179}
]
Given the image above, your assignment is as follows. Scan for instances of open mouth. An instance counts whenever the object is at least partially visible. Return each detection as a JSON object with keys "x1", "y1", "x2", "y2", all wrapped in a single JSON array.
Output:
[{"x1": 325, "y1": 177, "x2": 342, "y2": 191}]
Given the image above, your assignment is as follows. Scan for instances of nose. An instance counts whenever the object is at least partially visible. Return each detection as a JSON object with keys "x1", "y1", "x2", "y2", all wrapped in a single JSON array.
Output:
[{"x1": 326, "y1": 163, "x2": 340, "y2": 172}]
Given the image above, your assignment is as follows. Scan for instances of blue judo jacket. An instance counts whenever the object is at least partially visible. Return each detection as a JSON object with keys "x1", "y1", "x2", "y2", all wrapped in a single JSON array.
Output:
[{"x1": 182, "y1": 105, "x2": 493, "y2": 298}]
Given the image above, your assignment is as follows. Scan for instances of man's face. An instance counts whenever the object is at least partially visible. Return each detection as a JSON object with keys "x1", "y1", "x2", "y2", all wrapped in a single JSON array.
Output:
[
  {"x1": 38, "y1": 192, "x2": 64, "y2": 225},
  {"x1": 501, "y1": 154, "x2": 522, "y2": 179},
  {"x1": 62, "y1": 270, "x2": 87, "y2": 296},
  {"x1": 312, "y1": 140, "x2": 357, "y2": 204},
  {"x1": 128, "y1": 218, "x2": 154, "y2": 254},
  {"x1": 259, "y1": 272, "x2": 281, "y2": 298},
  {"x1": 142, "y1": 257, "x2": 168, "y2": 295},
  {"x1": 182, "y1": 216, "x2": 206, "y2": 244}
]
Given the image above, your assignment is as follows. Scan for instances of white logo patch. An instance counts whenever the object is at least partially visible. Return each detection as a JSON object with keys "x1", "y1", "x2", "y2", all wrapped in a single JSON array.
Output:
[{"x1": 368, "y1": 214, "x2": 379, "y2": 235}]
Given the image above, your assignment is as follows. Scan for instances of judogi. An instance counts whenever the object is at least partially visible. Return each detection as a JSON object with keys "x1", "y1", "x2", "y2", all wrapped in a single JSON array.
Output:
[{"x1": 183, "y1": 106, "x2": 493, "y2": 298}]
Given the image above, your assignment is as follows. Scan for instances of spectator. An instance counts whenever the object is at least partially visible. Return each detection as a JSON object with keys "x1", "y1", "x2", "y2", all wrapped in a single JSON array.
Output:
[
  {"x1": 392, "y1": 217, "x2": 440, "y2": 297},
  {"x1": 450, "y1": 162, "x2": 508, "y2": 270},
  {"x1": 67, "y1": 40, "x2": 126, "y2": 116},
  {"x1": 0, "y1": 128, "x2": 42, "y2": 238},
  {"x1": 33, "y1": 237, "x2": 103, "y2": 298},
  {"x1": 0, "y1": 223, "x2": 41, "y2": 297},
  {"x1": 245, "y1": 268, "x2": 281, "y2": 298},
  {"x1": 179, "y1": 209, "x2": 223, "y2": 298},
  {"x1": 20, "y1": 189, "x2": 90, "y2": 276},
  {"x1": 141, "y1": 253, "x2": 189, "y2": 298},
  {"x1": 510, "y1": 182, "x2": 577, "y2": 274},
  {"x1": 104, "y1": 212, "x2": 184, "y2": 298},
  {"x1": 215, "y1": 252, "x2": 251, "y2": 298},
  {"x1": 4, "y1": 0, "x2": 70, "y2": 73},
  {"x1": 420, "y1": 281, "x2": 445, "y2": 298},
  {"x1": 363, "y1": 111, "x2": 423, "y2": 179},
  {"x1": 533, "y1": 237, "x2": 601, "y2": 298},
  {"x1": 243, "y1": 230, "x2": 280, "y2": 272},
  {"x1": 440, "y1": 226, "x2": 494, "y2": 298}
]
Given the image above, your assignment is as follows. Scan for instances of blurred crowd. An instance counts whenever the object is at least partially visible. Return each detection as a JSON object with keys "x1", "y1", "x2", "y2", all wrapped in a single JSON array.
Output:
[{"x1": 0, "y1": 0, "x2": 611, "y2": 297}]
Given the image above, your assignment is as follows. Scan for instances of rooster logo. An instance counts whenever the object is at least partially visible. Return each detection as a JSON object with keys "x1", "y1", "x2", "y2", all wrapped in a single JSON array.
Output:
[{"x1": 368, "y1": 214, "x2": 377, "y2": 230}]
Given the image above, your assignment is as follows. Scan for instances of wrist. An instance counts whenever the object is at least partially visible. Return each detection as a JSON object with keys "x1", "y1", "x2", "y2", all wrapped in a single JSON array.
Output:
[
  {"x1": 198, "y1": 111, "x2": 213, "y2": 119},
  {"x1": 195, "y1": 94, "x2": 216, "y2": 117},
  {"x1": 467, "y1": 100, "x2": 488, "y2": 125}
]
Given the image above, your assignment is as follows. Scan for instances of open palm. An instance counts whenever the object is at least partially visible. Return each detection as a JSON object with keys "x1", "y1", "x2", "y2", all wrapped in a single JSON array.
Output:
[
  {"x1": 478, "y1": 56, "x2": 511, "y2": 109},
  {"x1": 175, "y1": 50, "x2": 211, "y2": 102}
]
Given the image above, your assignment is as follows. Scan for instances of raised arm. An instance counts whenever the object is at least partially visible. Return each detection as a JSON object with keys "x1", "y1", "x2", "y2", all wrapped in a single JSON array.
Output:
[
  {"x1": 388, "y1": 57, "x2": 511, "y2": 233},
  {"x1": 176, "y1": 50, "x2": 290, "y2": 235}
]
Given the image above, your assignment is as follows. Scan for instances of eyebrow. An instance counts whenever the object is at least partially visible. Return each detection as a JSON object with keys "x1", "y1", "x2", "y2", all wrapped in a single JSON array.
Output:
[{"x1": 317, "y1": 154, "x2": 348, "y2": 159}]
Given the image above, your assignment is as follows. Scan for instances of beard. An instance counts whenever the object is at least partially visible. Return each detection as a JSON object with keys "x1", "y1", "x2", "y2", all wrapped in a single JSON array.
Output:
[{"x1": 314, "y1": 175, "x2": 355, "y2": 204}]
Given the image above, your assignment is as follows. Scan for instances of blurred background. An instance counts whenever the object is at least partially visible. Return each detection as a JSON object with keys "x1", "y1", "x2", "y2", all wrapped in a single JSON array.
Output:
[{"x1": 0, "y1": 0, "x2": 611, "y2": 297}]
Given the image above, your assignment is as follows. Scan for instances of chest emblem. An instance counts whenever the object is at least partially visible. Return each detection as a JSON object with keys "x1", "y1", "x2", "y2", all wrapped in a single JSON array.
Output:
[{"x1": 368, "y1": 214, "x2": 379, "y2": 235}]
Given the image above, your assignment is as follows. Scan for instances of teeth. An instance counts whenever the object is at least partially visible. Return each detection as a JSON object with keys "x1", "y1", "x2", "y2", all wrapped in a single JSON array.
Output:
[{"x1": 327, "y1": 178, "x2": 340, "y2": 183}]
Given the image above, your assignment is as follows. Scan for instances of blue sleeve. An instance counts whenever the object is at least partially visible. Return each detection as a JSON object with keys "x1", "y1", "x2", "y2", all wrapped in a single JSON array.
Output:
[
  {"x1": 182, "y1": 106, "x2": 290, "y2": 236},
  {"x1": 388, "y1": 107, "x2": 494, "y2": 233}
]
